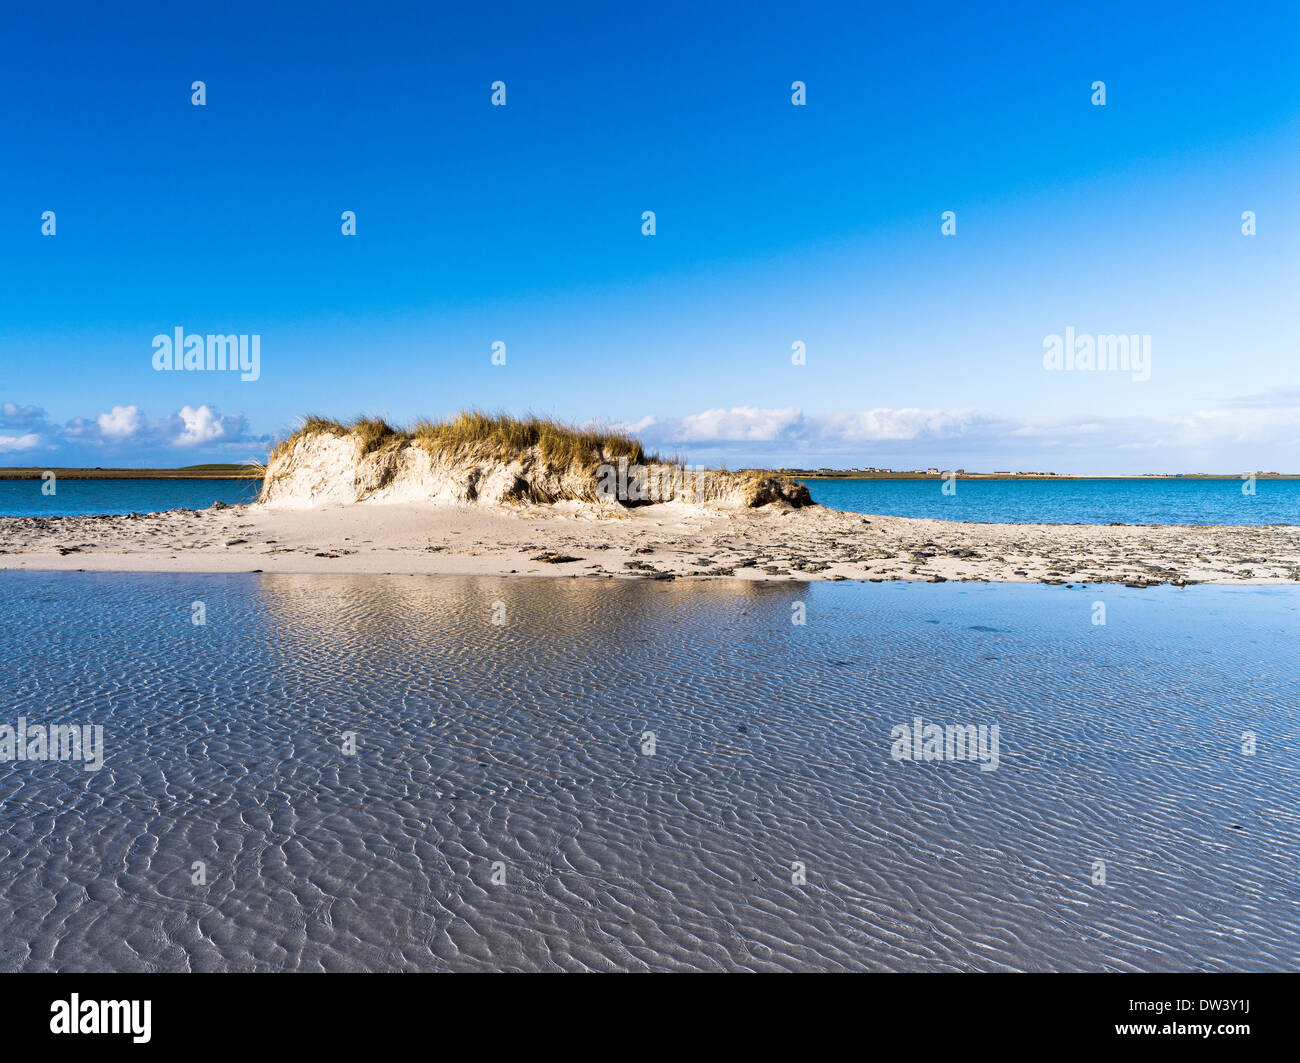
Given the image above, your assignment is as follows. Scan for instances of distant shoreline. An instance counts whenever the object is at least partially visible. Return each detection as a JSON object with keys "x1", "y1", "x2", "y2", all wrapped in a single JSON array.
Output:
[
  {"x1": 0, "y1": 465, "x2": 263, "y2": 481},
  {"x1": 3, "y1": 466, "x2": 1296, "y2": 483}
]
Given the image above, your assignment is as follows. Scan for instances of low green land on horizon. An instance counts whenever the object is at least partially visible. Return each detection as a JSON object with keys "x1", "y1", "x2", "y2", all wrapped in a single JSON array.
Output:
[
  {"x1": 2, "y1": 461, "x2": 1295, "y2": 483},
  {"x1": 0, "y1": 464, "x2": 264, "y2": 480}
]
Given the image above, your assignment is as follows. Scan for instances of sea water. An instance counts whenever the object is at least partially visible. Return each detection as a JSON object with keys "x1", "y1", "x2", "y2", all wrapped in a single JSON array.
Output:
[
  {"x1": 4, "y1": 476, "x2": 1296, "y2": 525},
  {"x1": 804, "y1": 476, "x2": 1300, "y2": 525}
]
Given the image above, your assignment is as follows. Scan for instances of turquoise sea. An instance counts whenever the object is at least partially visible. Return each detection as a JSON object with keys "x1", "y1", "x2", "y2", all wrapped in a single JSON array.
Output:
[
  {"x1": 2, "y1": 475, "x2": 1296, "y2": 524},
  {"x1": 803, "y1": 476, "x2": 1300, "y2": 525},
  {"x1": 0, "y1": 478, "x2": 260, "y2": 517}
]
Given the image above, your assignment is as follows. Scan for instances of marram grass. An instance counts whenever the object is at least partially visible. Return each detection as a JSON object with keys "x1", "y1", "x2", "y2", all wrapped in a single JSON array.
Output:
[{"x1": 270, "y1": 411, "x2": 665, "y2": 471}]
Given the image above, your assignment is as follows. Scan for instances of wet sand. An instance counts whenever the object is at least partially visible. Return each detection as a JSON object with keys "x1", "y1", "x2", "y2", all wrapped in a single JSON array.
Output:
[
  {"x1": 3, "y1": 572, "x2": 1297, "y2": 971},
  {"x1": 3, "y1": 501, "x2": 1300, "y2": 585}
]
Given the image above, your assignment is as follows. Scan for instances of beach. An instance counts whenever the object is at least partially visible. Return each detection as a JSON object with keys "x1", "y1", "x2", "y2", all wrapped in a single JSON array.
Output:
[
  {"x1": 4, "y1": 499, "x2": 1300, "y2": 585},
  {"x1": 8, "y1": 0, "x2": 1300, "y2": 1021}
]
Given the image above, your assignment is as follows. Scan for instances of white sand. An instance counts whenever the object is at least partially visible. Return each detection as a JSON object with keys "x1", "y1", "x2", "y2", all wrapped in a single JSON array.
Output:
[{"x1": 4, "y1": 500, "x2": 1300, "y2": 585}]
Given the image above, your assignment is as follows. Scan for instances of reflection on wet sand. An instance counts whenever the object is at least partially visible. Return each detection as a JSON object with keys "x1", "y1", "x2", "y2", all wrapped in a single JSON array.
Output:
[{"x1": 1, "y1": 572, "x2": 1297, "y2": 971}]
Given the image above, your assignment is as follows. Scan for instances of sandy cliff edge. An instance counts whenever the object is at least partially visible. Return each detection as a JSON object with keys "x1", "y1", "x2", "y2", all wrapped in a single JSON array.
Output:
[{"x1": 257, "y1": 429, "x2": 814, "y2": 511}]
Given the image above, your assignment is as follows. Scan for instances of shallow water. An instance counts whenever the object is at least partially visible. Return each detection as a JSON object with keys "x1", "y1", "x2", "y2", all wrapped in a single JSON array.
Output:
[
  {"x1": 0, "y1": 572, "x2": 1297, "y2": 971},
  {"x1": 0, "y1": 478, "x2": 258, "y2": 517},
  {"x1": 5, "y1": 476, "x2": 1299, "y2": 526},
  {"x1": 806, "y1": 476, "x2": 1300, "y2": 524}
]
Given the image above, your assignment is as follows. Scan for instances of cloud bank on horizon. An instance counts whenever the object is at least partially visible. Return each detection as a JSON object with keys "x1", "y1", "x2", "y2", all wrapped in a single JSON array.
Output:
[
  {"x1": 6, "y1": 392, "x2": 1300, "y2": 476},
  {"x1": 625, "y1": 397, "x2": 1300, "y2": 473},
  {"x1": 639, "y1": 402, "x2": 1300, "y2": 450},
  {"x1": 0, "y1": 401, "x2": 266, "y2": 465}
]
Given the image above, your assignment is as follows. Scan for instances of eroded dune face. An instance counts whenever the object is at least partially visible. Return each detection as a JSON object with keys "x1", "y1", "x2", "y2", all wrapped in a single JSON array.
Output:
[{"x1": 256, "y1": 431, "x2": 813, "y2": 510}]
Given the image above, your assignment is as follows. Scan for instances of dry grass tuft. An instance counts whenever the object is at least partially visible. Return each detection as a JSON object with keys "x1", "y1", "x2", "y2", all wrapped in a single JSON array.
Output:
[
  {"x1": 270, "y1": 410, "x2": 663, "y2": 473},
  {"x1": 349, "y1": 415, "x2": 404, "y2": 456},
  {"x1": 269, "y1": 414, "x2": 401, "y2": 463},
  {"x1": 411, "y1": 410, "x2": 656, "y2": 471}
]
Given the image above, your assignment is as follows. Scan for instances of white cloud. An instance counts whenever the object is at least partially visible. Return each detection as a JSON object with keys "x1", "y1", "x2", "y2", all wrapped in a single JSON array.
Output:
[
  {"x1": 623, "y1": 403, "x2": 1300, "y2": 473},
  {"x1": 812, "y1": 408, "x2": 990, "y2": 442},
  {"x1": 96, "y1": 405, "x2": 142, "y2": 439},
  {"x1": 632, "y1": 406, "x2": 1000, "y2": 446},
  {"x1": 2, "y1": 402, "x2": 45, "y2": 426},
  {"x1": 0, "y1": 433, "x2": 41, "y2": 452},
  {"x1": 173, "y1": 404, "x2": 227, "y2": 446},
  {"x1": 0, "y1": 403, "x2": 50, "y2": 452},
  {"x1": 0, "y1": 399, "x2": 265, "y2": 462},
  {"x1": 673, "y1": 406, "x2": 804, "y2": 442}
]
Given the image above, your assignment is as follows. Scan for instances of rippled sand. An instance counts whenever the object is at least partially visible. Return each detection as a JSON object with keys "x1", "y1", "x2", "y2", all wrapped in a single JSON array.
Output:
[{"x1": 1, "y1": 573, "x2": 1297, "y2": 971}]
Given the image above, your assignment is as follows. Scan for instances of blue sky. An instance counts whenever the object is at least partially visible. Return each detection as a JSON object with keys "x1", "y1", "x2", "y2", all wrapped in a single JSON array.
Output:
[{"x1": 1, "y1": 0, "x2": 1297, "y2": 472}]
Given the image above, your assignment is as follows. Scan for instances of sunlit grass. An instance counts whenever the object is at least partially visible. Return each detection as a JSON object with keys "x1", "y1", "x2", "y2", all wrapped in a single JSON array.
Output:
[{"x1": 271, "y1": 410, "x2": 663, "y2": 471}]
